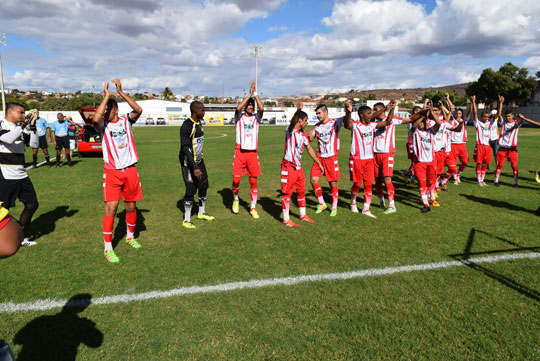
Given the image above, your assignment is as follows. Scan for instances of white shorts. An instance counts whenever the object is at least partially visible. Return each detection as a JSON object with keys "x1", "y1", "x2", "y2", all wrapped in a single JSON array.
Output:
[
  {"x1": 69, "y1": 139, "x2": 76, "y2": 150},
  {"x1": 29, "y1": 133, "x2": 39, "y2": 149}
]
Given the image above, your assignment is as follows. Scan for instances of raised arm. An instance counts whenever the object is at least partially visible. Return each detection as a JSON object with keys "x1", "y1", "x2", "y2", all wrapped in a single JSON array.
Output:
[
  {"x1": 93, "y1": 82, "x2": 110, "y2": 131},
  {"x1": 516, "y1": 113, "x2": 540, "y2": 127},
  {"x1": 470, "y1": 95, "x2": 478, "y2": 122},
  {"x1": 254, "y1": 84, "x2": 264, "y2": 119},
  {"x1": 343, "y1": 100, "x2": 353, "y2": 130},
  {"x1": 66, "y1": 116, "x2": 83, "y2": 129},
  {"x1": 112, "y1": 78, "x2": 142, "y2": 121},
  {"x1": 288, "y1": 103, "x2": 303, "y2": 133},
  {"x1": 497, "y1": 95, "x2": 504, "y2": 124},
  {"x1": 237, "y1": 81, "x2": 255, "y2": 112},
  {"x1": 375, "y1": 101, "x2": 396, "y2": 129}
]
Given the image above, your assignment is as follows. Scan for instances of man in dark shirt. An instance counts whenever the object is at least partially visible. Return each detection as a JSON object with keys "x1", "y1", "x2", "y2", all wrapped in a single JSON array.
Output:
[{"x1": 179, "y1": 101, "x2": 214, "y2": 228}]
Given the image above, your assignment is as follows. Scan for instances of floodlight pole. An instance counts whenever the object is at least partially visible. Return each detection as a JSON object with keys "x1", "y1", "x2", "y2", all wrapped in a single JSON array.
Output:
[
  {"x1": 0, "y1": 33, "x2": 6, "y2": 115},
  {"x1": 251, "y1": 44, "x2": 262, "y2": 111}
]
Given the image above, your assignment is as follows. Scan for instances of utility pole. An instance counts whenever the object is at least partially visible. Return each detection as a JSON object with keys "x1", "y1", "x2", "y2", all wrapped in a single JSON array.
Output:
[
  {"x1": 251, "y1": 44, "x2": 262, "y2": 112},
  {"x1": 0, "y1": 33, "x2": 6, "y2": 115}
]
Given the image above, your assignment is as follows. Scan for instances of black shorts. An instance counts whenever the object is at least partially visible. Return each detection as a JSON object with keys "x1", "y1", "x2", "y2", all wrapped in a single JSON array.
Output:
[
  {"x1": 38, "y1": 135, "x2": 48, "y2": 149},
  {"x1": 182, "y1": 161, "x2": 209, "y2": 188},
  {"x1": 55, "y1": 136, "x2": 69, "y2": 150},
  {"x1": 0, "y1": 177, "x2": 39, "y2": 208}
]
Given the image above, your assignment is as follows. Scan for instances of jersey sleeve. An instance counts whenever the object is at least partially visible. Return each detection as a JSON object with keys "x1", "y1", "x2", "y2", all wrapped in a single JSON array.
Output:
[
  {"x1": 179, "y1": 121, "x2": 198, "y2": 169},
  {"x1": 127, "y1": 113, "x2": 137, "y2": 124},
  {"x1": 302, "y1": 131, "x2": 310, "y2": 146}
]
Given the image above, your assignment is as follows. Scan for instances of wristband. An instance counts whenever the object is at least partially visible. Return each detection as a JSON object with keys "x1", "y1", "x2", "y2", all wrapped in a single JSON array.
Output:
[{"x1": 253, "y1": 92, "x2": 258, "y2": 97}]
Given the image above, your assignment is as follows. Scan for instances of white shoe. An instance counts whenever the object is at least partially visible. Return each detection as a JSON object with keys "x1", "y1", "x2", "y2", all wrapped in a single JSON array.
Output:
[
  {"x1": 362, "y1": 210, "x2": 377, "y2": 218},
  {"x1": 350, "y1": 204, "x2": 359, "y2": 213},
  {"x1": 21, "y1": 238, "x2": 37, "y2": 247}
]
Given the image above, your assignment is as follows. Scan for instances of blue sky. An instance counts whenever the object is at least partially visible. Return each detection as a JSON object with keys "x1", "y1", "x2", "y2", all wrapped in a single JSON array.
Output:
[{"x1": 0, "y1": 0, "x2": 539, "y2": 96}]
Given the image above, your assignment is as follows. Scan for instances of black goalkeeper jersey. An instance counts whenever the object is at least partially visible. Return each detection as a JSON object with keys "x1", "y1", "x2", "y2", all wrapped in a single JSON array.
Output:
[{"x1": 179, "y1": 117, "x2": 204, "y2": 169}]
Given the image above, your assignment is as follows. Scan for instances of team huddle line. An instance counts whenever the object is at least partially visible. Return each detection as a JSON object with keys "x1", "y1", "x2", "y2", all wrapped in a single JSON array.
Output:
[{"x1": 1, "y1": 79, "x2": 538, "y2": 263}]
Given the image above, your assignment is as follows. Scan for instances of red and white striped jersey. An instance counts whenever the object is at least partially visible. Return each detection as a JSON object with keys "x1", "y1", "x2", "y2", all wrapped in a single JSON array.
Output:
[
  {"x1": 235, "y1": 113, "x2": 260, "y2": 150},
  {"x1": 413, "y1": 127, "x2": 437, "y2": 163},
  {"x1": 433, "y1": 121, "x2": 452, "y2": 153},
  {"x1": 450, "y1": 117, "x2": 468, "y2": 144},
  {"x1": 282, "y1": 129, "x2": 310, "y2": 169},
  {"x1": 101, "y1": 114, "x2": 139, "y2": 170},
  {"x1": 350, "y1": 122, "x2": 377, "y2": 160},
  {"x1": 474, "y1": 120, "x2": 492, "y2": 146},
  {"x1": 373, "y1": 117, "x2": 404, "y2": 153},
  {"x1": 498, "y1": 120, "x2": 523, "y2": 148},
  {"x1": 313, "y1": 117, "x2": 344, "y2": 158}
]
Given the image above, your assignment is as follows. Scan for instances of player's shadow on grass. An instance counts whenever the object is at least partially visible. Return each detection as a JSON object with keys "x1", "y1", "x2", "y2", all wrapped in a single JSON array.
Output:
[
  {"x1": 449, "y1": 229, "x2": 540, "y2": 303},
  {"x1": 217, "y1": 188, "x2": 251, "y2": 213},
  {"x1": 459, "y1": 194, "x2": 537, "y2": 214},
  {"x1": 27, "y1": 206, "x2": 78, "y2": 241},
  {"x1": 112, "y1": 208, "x2": 149, "y2": 248},
  {"x1": 14, "y1": 294, "x2": 103, "y2": 361}
]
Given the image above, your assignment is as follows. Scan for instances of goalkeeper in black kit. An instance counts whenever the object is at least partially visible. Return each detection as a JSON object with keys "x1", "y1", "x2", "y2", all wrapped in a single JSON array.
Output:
[{"x1": 179, "y1": 101, "x2": 214, "y2": 229}]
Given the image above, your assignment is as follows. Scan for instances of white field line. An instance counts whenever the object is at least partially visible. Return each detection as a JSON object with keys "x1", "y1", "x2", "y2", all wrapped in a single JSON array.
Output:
[
  {"x1": 25, "y1": 156, "x2": 58, "y2": 170},
  {"x1": 1, "y1": 251, "x2": 539, "y2": 314},
  {"x1": 25, "y1": 134, "x2": 228, "y2": 170}
]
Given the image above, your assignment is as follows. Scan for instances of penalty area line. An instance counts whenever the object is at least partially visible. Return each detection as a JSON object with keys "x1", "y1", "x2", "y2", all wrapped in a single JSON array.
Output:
[{"x1": 1, "y1": 251, "x2": 539, "y2": 314}]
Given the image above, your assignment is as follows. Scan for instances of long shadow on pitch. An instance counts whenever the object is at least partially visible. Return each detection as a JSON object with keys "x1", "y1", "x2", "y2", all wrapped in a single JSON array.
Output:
[
  {"x1": 27, "y1": 206, "x2": 78, "y2": 241},
  {"x1": 449, "y1": 228, "x2": 540, "y2": 303},
  {"x1": 217, "y1": 188, "x2": 250, "y2": 213},
  {"x1": 112, "y1": 209, "x2": 149, "y2": 249},
  {"x1": 14, "y1": 294, "x2": 103, "y2": 361},
  {"x1": 459, "y1": 194, "x2": 537, "y2": 214}
]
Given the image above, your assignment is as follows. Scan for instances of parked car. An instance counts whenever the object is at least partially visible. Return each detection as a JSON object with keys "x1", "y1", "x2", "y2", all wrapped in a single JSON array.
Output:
[
  {"x1": 145, "y1": 117, "x2": 155, "y2": 125},
  {"x1": 77, "y1": 107, "x2": 102, "y2": 156},
  {"x1": 156, "y1": 117, "x2": 166, "y2": 125}
]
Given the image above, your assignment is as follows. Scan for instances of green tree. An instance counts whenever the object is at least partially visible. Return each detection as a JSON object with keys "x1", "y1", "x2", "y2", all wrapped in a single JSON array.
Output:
[
  {"x1": 367, "y1": 93, "x2": 377, "y2": 100},
  {"x1": 398, "y1": 100, "x2": 415, "y2": 109},
  {"x1": 466, "y1": 62, "x2": 537, "y2": 106},
  {"x1": 282, "y1": 101, "x2": 294, "y2": 107},
  {"x1": 162, "y1": 87, "x2": 174, "y2": 101}
]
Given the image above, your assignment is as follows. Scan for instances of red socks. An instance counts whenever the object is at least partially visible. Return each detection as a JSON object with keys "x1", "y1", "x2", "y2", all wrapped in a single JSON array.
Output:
[{"x1": 126, "y1": 211, "x2": 136, "y2": 239}]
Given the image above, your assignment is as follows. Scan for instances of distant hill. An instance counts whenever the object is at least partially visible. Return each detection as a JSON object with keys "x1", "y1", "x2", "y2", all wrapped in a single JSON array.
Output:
[{"x1": 333, "y1": 83, "x2": 468, "y2": 102}]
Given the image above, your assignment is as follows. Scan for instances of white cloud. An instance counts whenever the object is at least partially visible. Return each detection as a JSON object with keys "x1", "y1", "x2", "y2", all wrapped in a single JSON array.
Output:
[{"x1": 0, "y1": 0, "x2": 539, "y2": 96}]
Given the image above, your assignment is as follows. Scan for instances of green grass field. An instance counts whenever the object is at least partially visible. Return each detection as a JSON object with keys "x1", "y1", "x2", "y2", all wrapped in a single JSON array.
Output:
[{"x1": 1, "y1": 125, "x2": 540, "y2": 360}]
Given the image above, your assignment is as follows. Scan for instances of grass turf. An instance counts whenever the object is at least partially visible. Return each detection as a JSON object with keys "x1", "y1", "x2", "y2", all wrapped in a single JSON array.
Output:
[{"x1": 1, "y1": 125, "x2": 539, "y2": 360}]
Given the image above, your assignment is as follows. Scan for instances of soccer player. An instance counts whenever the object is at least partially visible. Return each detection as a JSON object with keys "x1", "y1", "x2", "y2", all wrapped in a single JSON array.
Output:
[
  {"x1": 309, "y1": 103, "x2": 348, "y2": 217},
  {"x1": 410, "y1": 102, "x2": 442, "y2": 212},
  {"x1": 372, "y1": 102, "x2": 414, "y2": 214},
  {"x1": 232, "y1": 81, "x2": 264, "y2": 219},
  {"x1": 28, "y1": 110, "x2": 52, "y2": 168},
  {"x1": 433, "y1": 101, "x2": 463, "y2": 194},
  {"x1": 180, "y1": 101, "x2": 214, "y2": 228},
  {"x1": 0, "y1": 103, "x2": 39, "y2": 246},
  {"x1": 281, "y1": 104, "x2": 324, "y2": 227},
  {"x1": 469, "y1": 95, "x2": 494, "y2": 186},
  {"x1": 0, "y1": 201, "x2": 23, "y2": 258},
  {"x1": 488, "y1": 108, "x2": 500, "y2": 165},
  {"x1": 67, "y1": 116, "x2": 83, "y2": 159},
  {"x1": 93, "y1": 79, "x2": 143, "y2": 263},
  {"x1": 494, "y1": 96, "x2": 540, "y2": 187},
  {"x1": 445, "y1": 93, "x2": 471, "y2": 185},
  {"x1": 345, "y1": 101, "x2": 395, "y2": 218},
  {"x1": 403, "y1": 105, "x2": 422, "y2": 183},
  {"x1": 51, "y1": 113, "x2": 78, "y2": 168}
]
